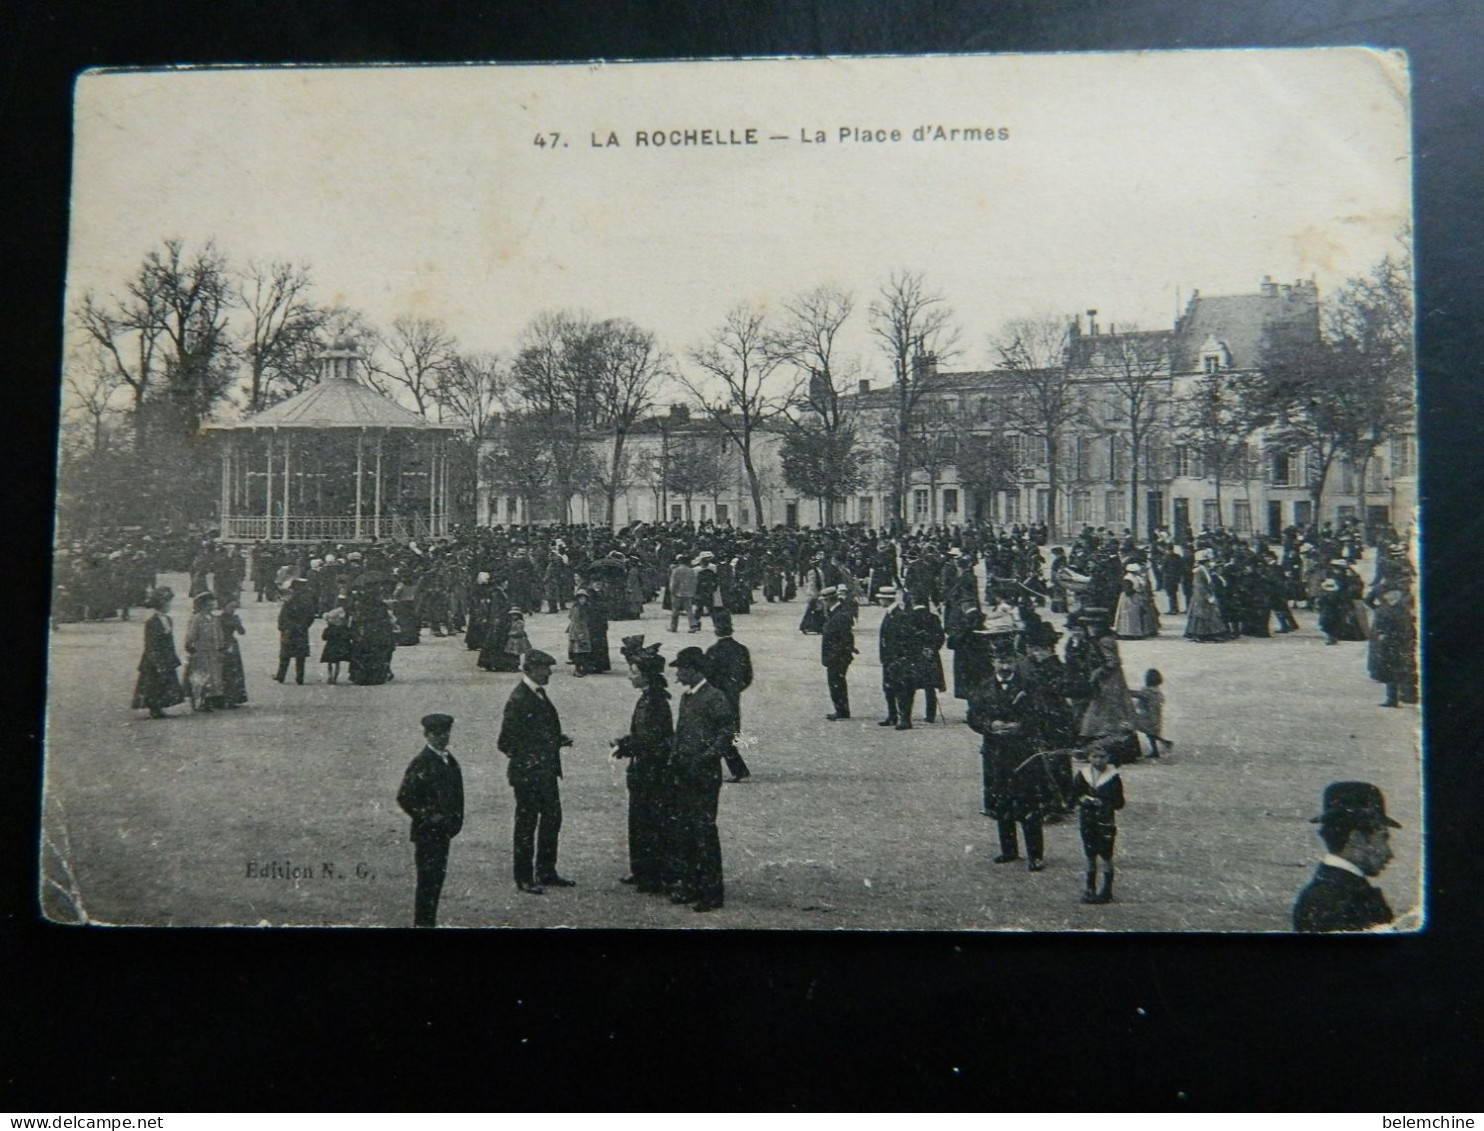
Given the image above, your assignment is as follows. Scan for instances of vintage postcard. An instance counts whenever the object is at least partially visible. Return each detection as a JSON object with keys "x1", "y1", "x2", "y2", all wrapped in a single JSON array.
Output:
[{"x1": 46, "y1": 50, "x2": 1419, "y2": 930}]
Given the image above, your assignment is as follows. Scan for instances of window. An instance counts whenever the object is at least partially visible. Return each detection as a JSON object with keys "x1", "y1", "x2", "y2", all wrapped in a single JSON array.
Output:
[
  {"x1": 976, "y1": 398, "x2": 989, "y2": 422},
  {"x1": 1075, "y1": 435, "x2": 1093, "y2": 480},
  {"x1": 1203, "y1": 355, "x2": 1221, "y2": 374},
  {"x1": 1173, "y1": 444, "x2": 1195, "y2": 478},
  {"x1": 1034, "y1": 489, "x2": 1049, "y2": 522},
  {"x1": 1145, "y1": 442, "x2": 1166, "y2": 480},
  {"x1": 1104, "y1": 490, "x2": 1126, "y2": 525},
  {"x1": 1071, "y1": 490, "x2": 1093, "y2": 524},
  {"x1": 858, "y1": 496, "x2": 873, "y2": 526},
  {"x1": 505, "y1": 497, "x2": 518, "y2": 521},
  {"x1": 1365, "y1": 459, "x2": 1385, "y2": 492},
  {"x1": 1233, "y1": 500, "x2": 1252, "y2": 533},
  {"x1": 1339, "y1": 460, "x2": 1356, "y2": 494},
  {"x1": 1337, "y1": 505, "x2": 1357, "y2": 521},
  {"x1": 699, "y1": 504, "x2": 709, "y2": 521},
  {"x1": 1271, "y1": 450, "x2": 1300, "y2": 487},
  {"x1": 1008, "y1": 434, "x2": 1028, "y2": 466},
  {"x1": 913, "y1": 489, "x2": 930, "y2": 521},
  {"x1": 740, "y1": 505, "x2": 750, "y2": 527},
  {"x1": 1108, "y1": 437, "x2": 1124, "y2": 481},
  {"x1": 1202, "y1": 500, "x2": 1222, "y2": 529},
  {"x1": 670, "y1": 504, "x2": 684, "y2": 521},
  {"x1": 942, "y1": 488, "x2": 959, "y2": 517},
  {"x1": 1391, "y1": 434, "x2": 1415, "y2": 477},
  {"x1": 716, "y1": 504, "x2": 729, "y2": 525},
  {"x1": 1003, "y1": 492, "x2": 1021, "y2": 523}
]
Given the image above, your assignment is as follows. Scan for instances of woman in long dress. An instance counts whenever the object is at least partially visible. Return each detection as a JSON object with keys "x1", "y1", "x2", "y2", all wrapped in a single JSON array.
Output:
[
  {"x1": 1113, "y1": 562, "x2": 1160, "y2": 639},
  {"x1": 348, "y1": 585, "x2": 397, "y2": 685},
  {"x1": 567, "y1": 590, "x2": 604, "y2": 675},
  {"x1": 218, "y1": 599, "x2": 249, "y2": 707},
  {"x1": 183, "y1": 591, "x2": 226, "y2": 711},
  {"x1": 1184, "y1": 550, "x2": 1229, "y2": 641},
  {"x1": 1078, "y1": 627, "x2": 1139, "y2": 761},
  {"x1": 131, "y1": 587, "x2": 186, "y2": 718}
]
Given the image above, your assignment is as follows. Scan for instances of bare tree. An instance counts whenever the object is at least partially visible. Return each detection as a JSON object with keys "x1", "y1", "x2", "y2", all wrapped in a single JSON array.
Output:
[
  {"x1": 772, "y1": 284, "x2": 864, "y2": 522},
  {"x1": 868, "y1": 270, "x2": 961, "y2": 523},
  {"x1": 591, "y1": 319, "x2": 669, "y2": 526},
  {"x1": 435, "y1": 350, "x2": 511, "y2": 440},
  {"x1": 1088, "y1": 327, "x2": 1172, "y2": 537},
  {"x1": 1173, "y1": 370, "x2": 1256, "y2": 528},
  {"x1": 62, "y1": 354, "x2": 127, "y2": 454},
  {"x1": 992, "y1": 314, "x2": 1086, "y2": 536},
  {"x1": 236, "y1": 261, "x2": 320, "y2": 412},
  {"x1": 679, "y1": 304, "x2": 788, "y2": 530},
  {"x1": 368, "y1": 314, "x2": 458, "y2": 417}
]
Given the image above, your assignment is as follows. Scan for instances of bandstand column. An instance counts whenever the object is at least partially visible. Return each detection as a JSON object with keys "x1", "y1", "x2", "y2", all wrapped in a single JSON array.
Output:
[
  {"x1": 265, "y1": 433, "x2": 275, "y2": 542},
  {"x1": 220, "y1": 440, "x2": 232, "y2": 537},
  {"x1": 282, "y1": 433, "x2": 292, "y2": 544},
  {"x1": 374, "y1": 434, "x2": 384, "y2": 540},
  {"x1": 428, "y1": 437, "x2": 436, "y2": 535},
  {"x1": 354, "y1": 433, "x2": 364, "y2": 541}
]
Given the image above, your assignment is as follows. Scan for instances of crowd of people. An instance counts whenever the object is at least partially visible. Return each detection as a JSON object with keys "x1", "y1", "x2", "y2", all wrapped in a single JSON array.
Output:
[{"x1": 64, "y1": 511, "x2": 1415, "y2": 927}]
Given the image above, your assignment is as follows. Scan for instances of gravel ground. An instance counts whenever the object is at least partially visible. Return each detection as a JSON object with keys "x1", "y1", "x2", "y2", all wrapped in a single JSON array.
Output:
[{"x1": 40, "y1": 567, "x2": 1421, "y2": 931}]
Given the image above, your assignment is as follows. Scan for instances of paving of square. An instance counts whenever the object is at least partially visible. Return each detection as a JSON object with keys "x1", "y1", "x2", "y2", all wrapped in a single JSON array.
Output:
[{"x1": 41, "y1": 559, "x2": 1420, "y2": 931}]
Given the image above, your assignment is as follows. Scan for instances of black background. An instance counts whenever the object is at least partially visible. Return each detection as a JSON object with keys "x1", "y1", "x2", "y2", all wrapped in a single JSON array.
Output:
[{"x1": 4, "y1": 1, "x2": 1482, "y2": 1111}]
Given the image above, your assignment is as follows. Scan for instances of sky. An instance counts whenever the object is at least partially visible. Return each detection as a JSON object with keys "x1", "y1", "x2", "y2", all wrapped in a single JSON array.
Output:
[{"x1": 66, "y1": 49, "x2": 1412, "y2": 411}]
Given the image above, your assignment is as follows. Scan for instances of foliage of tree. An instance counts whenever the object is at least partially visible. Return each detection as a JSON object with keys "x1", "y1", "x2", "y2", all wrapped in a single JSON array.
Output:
[{"x1": 1172, "y1": 370, "x2": 1257, "y2": 527}]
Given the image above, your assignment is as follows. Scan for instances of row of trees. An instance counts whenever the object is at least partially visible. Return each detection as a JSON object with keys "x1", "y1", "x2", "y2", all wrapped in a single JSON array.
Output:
[{"x1": 60, "y1": 234, "x2": 1414, "y2": 536}]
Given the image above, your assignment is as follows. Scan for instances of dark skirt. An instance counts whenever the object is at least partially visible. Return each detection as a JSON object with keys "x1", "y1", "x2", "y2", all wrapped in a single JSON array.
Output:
[{"x1": 132, "y1": 662, "x2": 186, "y2": 711}]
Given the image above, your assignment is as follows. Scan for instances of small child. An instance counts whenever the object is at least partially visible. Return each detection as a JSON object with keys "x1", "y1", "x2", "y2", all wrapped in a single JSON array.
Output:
[
  {"x1": 503, "y1": 608, "x2": 532, "y2": 661},
  {"x1": 320, "y1": 606, "x2": 351, "y2": 685},
  {"x1": 1130, "y1": 668, "x2": 1169, "y2": 758},
  {"x1": 1071, "y1": 740, "x2": 1125, "y2": 904}
]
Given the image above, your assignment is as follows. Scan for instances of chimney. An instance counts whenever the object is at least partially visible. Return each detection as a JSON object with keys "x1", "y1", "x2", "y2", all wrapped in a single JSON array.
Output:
[
  {"x1": 1086, "y1": 309, "x2": 1098, "y2": 336},
  {"x1": 668, "y1": 403, "x2": 690, "y2": 423},
  {"x1": 1261, "y1": 275, "x2": 1276, "y2": 297},
  {"x1": 858, "y1": 379, "x2": 870, "y2": 395},
  {"x1": 911, "y1": 352, "x2": 938, "y2": 383}
]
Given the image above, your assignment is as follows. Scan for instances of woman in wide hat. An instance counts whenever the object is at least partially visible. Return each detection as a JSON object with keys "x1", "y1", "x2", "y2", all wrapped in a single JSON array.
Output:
[
  {"x1": 131, "y1": 587, "x2": 186, "y2": 718},
  {"x1": 611, "y1": 640, "x2": 676, "y2": 893},
  {"x1": 183, "y1": 590, "x2": 226, "y2": 711}
]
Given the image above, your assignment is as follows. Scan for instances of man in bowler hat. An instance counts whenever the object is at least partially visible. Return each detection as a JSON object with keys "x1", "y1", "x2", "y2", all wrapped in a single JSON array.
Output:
[
  {"x1": 1293, "y1": 781, "x2": 1399, "y2": 932},
  {"x1": 705, "y1": 608, "x2": 753, "y2": 782},
  {"x1": 669, "y1": 645, "x2": 735, "y2": 911},
  {"x1": 396, "y1": 713, "x2": 464, "y2": 927},
  {"x1": 497, "y1": 649, "x2": 575, "y2": 894}
]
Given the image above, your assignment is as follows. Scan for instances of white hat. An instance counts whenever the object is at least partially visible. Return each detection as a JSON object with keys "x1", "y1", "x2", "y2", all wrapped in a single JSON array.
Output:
[
  {"x1": 1195, "y1": 549, "x2": 1214, "y2": 563},
  {"x1": 1330, "y1": 558, "x2": 1349, "y2": 567},
  {"x1": 1124, "y1": 563, "x2": 1142, "y2": 574},
  {"x1": 476, "y1": 572, "x2": 490, "y2": 584},
  {"x1": 310, "y1": 558, "x2": 324, "y2": 568}
]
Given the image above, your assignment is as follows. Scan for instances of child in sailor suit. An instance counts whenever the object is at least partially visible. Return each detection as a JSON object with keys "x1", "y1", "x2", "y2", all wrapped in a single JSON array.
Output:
[{"x1": 1071, "y1": 742, "x2": 1125, "y2": 904}]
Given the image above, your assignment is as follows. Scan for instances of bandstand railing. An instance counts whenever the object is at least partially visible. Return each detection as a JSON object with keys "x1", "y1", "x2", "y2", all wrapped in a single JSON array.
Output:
[{"x1": 219, "y1": 514, "x2": 444, "y2": 543}]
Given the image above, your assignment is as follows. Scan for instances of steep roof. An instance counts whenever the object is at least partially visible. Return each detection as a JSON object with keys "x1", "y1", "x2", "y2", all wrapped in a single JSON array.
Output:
[
  {"x1": 208, "y1": 377, "x2": 458, "y2": 432},
  {"x1": 1172, "y1": 283, "x2": 1318, "y2": 372}
]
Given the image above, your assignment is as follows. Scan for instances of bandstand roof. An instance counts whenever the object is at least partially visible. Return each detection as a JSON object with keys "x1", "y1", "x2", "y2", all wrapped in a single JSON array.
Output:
[{"x1": 207, "y1": 377, "x2": 459, "y2": 432}]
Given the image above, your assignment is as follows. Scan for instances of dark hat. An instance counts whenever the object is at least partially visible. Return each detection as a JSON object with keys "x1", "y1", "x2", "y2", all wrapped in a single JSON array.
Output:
[
  {"x1": 193, "y1": 591, "x2": 217, "y2": 611},
  {"x1": 421, "y1": 713, "x2": 454, "y2": 732},
  {"x1": 711, "y1": 609, "x2": 734, "y2": 633},
  {"x1": 989, "y1": 635, "x2": 1019, "y2": 659},
  {"x1": 1026, "y1": 620, "x2": 1062, "y2": 648},
  {"x1": 631, "y1": 648, "x2": 667, "y2": 676},
  {"x1": 619, "y1": 634, "x2": 647, "y2": 660},
  {"x1": 1074, "y1": 607, "x2": 1109, "y2": 626},
  {"x1": 143, "y1": 586, "x2": 174, "y2": 609},
  {"x1": 1310, "y1": 781, "x2": 1400, "y2": 829},
  {"x1": 520, "y1": 649, "x2": 557, "y2": 671},
  {"x1": 670, "y1": 645, "x2": 709, "y2": 672}
]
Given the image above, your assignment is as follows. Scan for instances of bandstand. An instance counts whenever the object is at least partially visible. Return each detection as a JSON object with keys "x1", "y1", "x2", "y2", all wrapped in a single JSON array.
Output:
[{"x1": 207, "y1": 341, "x2": 460, "y2": 544}]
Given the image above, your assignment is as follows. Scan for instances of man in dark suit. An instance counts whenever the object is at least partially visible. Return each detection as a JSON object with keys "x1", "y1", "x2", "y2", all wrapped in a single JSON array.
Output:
[
  {"x1": 821, "y1": 587, "x2": 857, "y2": 720},
  {"x1": 968, "y1": 645, "x2": 1054, "y2": 871},
  {"x1": 496, "y1": 649, "x2": 575, "y2": 895},
  {"x1": 669, "y1": 645, "x2": 736, "y2": 911},
  {"x1": 396, "y1": 713, "x2": 464, "y2": 927},
  {"x1": 1293, "y1": 781, "x2": 1399, "y2": 932},
  {"x1": 705, "y1": 609, "x2": 753, "y2": 782}
]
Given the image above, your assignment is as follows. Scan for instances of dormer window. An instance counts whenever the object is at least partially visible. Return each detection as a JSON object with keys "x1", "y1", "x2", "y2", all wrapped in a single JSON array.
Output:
[{"x1": 1203, "y1": 354, "x2": 1221, "y2": 374}]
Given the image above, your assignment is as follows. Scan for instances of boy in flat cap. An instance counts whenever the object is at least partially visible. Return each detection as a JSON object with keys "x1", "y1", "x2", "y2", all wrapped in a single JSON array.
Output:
[
  {"x1": 396, "y1": 713, "x2": 464, "y2": 927},
  {"x1": 497, "y1": 649, "x2": 575, "y2": 894},
  {"x1": 1293, "y1": 781, "x2": 1399, "y2": 932}
]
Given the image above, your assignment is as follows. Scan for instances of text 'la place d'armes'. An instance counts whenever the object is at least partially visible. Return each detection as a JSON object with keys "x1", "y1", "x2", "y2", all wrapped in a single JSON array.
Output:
[{"x1": 563, "y1": 124, "x2": 1011, "y2": 149}]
